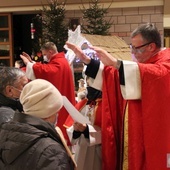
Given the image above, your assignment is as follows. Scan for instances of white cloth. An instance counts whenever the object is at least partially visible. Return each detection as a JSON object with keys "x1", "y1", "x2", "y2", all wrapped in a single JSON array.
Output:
[
  {"x1": 120, "y1": 60, "x2": 141, "y2": 99},
  {"x1": 92, "y1": 61, "x2": 141, "y2": 99},
  {"x1": 26, "y1": 62, "x2": 36, "y2": 80}
]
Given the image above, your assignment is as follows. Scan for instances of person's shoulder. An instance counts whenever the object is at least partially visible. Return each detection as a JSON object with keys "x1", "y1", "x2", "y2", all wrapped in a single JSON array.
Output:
[
  {"x1": 36, "y1": 137, "x2": 73, "y2": 169},
  {"x1": 40, "y1": 137, "x2": 65, "y2": 151},
  {"x1": 51, "y1": 53, "x2": 70, "y2": 66},
  {"x1": 0, "y1": 106, "x2": 15, "y2": 113},
  {"x1": 0, "y1": 106, "x2": 15, "y2": 124},
  {"x1": 34, "y1": 135, "x2": 63, "y2": 152}
]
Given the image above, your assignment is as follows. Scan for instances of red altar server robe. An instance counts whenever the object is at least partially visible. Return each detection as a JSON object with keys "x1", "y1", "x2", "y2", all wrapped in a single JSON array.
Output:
[{"x1": 32, "y1": 52, "x2": 75, "y2": 141}]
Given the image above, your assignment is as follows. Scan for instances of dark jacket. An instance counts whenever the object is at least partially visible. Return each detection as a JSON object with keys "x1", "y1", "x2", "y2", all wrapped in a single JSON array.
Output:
[
  {"x1": 0, "y1": 93, "x2": 23, "y2": 125},
  {"x1": 0, "y1": 112, "x2": 74, "y2": 170}
]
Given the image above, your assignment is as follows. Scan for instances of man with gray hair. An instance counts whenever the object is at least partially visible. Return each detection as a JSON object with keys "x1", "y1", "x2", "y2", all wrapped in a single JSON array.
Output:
[
  {"x1": 0, "y1": 79, "x2": 75, "y2": 170},
  {"x1": 0, "y1": 67, "x2": 28, "y2": 125},
  {"x1": 66, "y1": 23, "x2": 170, "y2": 170}
]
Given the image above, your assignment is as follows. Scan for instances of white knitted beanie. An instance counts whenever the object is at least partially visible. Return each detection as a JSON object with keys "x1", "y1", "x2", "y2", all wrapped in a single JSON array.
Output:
[{"x1": 20, "y1": 79, "x2": 63, "y2": 118}]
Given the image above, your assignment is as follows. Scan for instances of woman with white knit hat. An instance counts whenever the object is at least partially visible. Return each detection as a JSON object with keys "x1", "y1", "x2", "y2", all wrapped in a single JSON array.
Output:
[{"x1": 0, "y1": 79, "x2": 76, "y2": 170}]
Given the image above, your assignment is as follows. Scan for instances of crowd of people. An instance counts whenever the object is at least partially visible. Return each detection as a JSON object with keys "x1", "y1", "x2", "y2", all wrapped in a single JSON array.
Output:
[{"x1": 0, "y1": 23, "x2": 170, "y2": 170}]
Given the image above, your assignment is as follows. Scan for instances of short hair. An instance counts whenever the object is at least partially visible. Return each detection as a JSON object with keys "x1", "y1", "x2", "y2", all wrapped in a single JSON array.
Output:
[
  {"x1": 131, "y1": 23, "x2": 161, "y2": 48},
  {"x1": 41, "y1": 42, "x2": 58, "y2": 51},
  {"x1": 15, "y1": 60, "x2": 25, "y2": 68},
  {"x1": 0, "y1": 67, "x2": 25, "y2": 95}
]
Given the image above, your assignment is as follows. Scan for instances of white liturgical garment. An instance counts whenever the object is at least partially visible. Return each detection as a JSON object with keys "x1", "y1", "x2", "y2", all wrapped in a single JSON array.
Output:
[{"x1": 91, "y1": 61, "x2": 141, "y2": 100}]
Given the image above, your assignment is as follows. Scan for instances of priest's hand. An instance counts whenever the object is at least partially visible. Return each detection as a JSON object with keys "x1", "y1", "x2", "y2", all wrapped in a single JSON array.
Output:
[
  {"x1": 66, "y1": 42, "x2": 91, "y2": 65},
  {"x1": 22, "y1": 52, "x2": 33, "y2": 62},
  {"x1": 20, "y1": 54, "x2": 30, "y2": 65},
  {"x1": 20, "y1": 52, "x2": 34, "y2": 65},
  {"x1": 91, "y1": 46, "x2": 118, "y2": 68}
]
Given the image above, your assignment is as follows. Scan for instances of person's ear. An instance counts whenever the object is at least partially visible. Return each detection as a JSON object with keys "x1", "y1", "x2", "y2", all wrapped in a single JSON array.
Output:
[
  {"x1": 49, "y1": 50, "x2": 53, "y2": 55},
  {"x1": 148, "y1": 42, "x2": 156, "y2": 52},
  {"x1": 5, "y1": 85, "x2": 13, "y2": 97},
  {"x1": 42, "y1": 117, "x2": 48, "y2": 121}
]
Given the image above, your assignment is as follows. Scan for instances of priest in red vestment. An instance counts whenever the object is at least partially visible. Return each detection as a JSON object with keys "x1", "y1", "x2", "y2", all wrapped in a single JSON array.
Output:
[
  {"x1": 20, "y1": 42, "x2": 75, "y2": 143},
  {"x1": 66, "y1": 23, "x2": 170, "y2": 170},
  {"x1": 91, "y1": 24, "x2": 170, "y2": 170}
]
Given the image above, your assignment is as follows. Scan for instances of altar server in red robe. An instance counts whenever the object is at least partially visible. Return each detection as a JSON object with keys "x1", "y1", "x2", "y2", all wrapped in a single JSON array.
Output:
[
  {"x1": 65, "y1": 76, "x2": 103, "y2": 170},
  {"x1": 66, "y1": 23, "x2": 170, "y2": 170},
  {"x1": 20, "y1": 42, "x2": 75, "y2": 143}
]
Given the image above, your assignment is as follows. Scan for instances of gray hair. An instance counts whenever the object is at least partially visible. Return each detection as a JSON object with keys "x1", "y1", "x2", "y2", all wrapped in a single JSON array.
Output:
[
  {"x1": 0, "y1": 67, "x2": 25, "y2": 95},
  {"x1": 131, "y1": 23, "x2": 161, "y2": 48},
  {"x1": 41, "y1": 42, "x2": 58, "y2": 51}
]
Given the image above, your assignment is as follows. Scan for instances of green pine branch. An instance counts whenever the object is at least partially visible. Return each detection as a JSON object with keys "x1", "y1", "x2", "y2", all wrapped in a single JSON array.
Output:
[{"x1": 80, "y1": 0, "x2": 113, "y2": 35}]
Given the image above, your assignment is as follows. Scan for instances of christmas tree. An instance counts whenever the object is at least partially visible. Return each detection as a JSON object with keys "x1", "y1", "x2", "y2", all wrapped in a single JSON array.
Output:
[
  {"x1": 37, "y1": 0, "x2": 68, "y2": 52},
  {"x1": 81, "y1": 0, "x2": 113, "y2": 35}
]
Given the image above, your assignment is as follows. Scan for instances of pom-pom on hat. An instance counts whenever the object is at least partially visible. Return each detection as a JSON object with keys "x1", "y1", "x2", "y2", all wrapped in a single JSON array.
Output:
[{"x1": 20, "y1": 79, "x2": 63, "y2": 118}]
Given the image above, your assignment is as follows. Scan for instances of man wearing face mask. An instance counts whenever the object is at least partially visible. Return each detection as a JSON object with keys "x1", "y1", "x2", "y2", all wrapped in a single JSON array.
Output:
[
  {"x1": 66, "y1": 23, "x2": 170, "y2": 170},
  {"x1": 20, "y1": 42, "x2": 75, "y2": 145},
  {"x1": 0, "y1": 67, "x2": 28, "y2": 125},
  {"x1": 0, "y1": 79, "x2": 76, "y2": 170}
]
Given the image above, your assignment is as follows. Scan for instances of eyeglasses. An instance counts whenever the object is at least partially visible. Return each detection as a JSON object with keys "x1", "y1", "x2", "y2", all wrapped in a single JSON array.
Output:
[{"x1": 130, "y1": 42, "x2": 152, "y2": 54}]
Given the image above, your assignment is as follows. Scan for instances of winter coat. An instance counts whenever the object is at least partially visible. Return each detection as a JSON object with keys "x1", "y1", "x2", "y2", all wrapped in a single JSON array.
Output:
[
  {"x1": 0, "y1": 93, "x2": 23, "y2": 125},
  {"x1": 0, "y1": 112, "x2": 74, "y2": 170}
]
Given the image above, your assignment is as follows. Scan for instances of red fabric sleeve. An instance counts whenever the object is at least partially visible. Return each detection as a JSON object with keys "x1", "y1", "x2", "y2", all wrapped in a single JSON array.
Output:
[{"x1": 102, "y1": 66, "x2": 125, "y2": 170}]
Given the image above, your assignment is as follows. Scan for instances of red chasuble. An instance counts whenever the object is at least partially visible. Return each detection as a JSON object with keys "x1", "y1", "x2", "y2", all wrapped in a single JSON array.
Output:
[
  {"x1": 102, "y1": 49, "x2": 170, "y2": 170},
  {"x1": 102, "y1": 66, "x2": 125, "y2": 170},
  {"x1": 32, "y1": 52, "x2": 75, "y2": 142},
  {"x1": 128, "y1": 48, "x2": 170, "y2": 170}
]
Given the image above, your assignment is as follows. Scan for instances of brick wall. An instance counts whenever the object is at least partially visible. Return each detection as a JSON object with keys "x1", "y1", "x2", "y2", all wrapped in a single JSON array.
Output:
[{"x1": 66, "y1": 6, "x2": 164, "y2": 46}]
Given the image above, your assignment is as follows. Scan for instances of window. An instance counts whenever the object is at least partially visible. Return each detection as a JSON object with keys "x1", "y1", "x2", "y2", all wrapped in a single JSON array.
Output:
[{"x1": 0, "y1": 14, "x2": 13, "y2": 66}]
